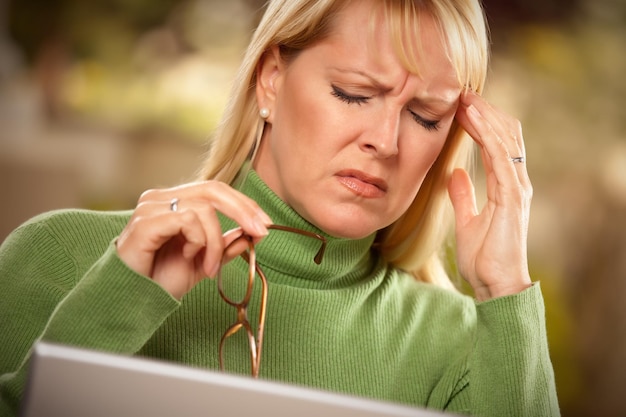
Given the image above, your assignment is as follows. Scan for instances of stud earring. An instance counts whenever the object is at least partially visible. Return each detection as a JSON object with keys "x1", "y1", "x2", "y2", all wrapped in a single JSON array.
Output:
[{"x1": 259, "y1": 108, "x2": 270, "y2": 119}]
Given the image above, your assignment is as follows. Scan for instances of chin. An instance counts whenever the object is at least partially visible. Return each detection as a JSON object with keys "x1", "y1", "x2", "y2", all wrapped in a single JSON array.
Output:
[
  {"x1": 315, "y1": 219, "x2": 380, "y2": 240},
  {"x1": 300, "y1": 202, "x2": 390, "y2": 240}
]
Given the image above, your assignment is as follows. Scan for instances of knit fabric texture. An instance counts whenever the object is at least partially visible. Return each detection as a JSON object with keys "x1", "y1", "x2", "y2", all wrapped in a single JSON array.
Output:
[{"x1": 0, "y1": 170, "x2": 560, "y2": 416}]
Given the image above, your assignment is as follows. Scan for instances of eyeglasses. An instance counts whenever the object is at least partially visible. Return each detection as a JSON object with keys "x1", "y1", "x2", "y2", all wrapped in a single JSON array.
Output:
[{"x1": 216, "y1": 224, "x2": 327, "y2": 378}]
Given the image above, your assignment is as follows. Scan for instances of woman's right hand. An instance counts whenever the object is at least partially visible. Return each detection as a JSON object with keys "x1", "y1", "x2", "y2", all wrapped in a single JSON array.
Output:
[{"x1": 116, "y1": 180, "x2": 272, "y2": 299}]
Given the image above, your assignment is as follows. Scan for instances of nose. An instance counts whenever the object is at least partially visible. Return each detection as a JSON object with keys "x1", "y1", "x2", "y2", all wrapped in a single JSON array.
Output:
[{"x1": 360, "y1": 110, "x2": 400, "y2": 159}]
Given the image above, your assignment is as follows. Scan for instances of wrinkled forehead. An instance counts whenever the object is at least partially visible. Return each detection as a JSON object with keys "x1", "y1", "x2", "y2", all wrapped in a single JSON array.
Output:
[
  {"x1": 355, "y1": 0, "x2": 484, "y2": 91},
  {"x1": 324, "y1": 1, "x2": 453, "y2": 82}
]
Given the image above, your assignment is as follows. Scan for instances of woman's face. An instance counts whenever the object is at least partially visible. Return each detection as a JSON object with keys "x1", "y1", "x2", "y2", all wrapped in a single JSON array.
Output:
[{"x1": 254, "y1": 0, "x2": 461, "y2": 239}]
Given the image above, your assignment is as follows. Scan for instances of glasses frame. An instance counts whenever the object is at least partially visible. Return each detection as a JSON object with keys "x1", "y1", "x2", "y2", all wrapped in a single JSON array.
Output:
[{"x1": 216, "y1": 224, "x2": 327, "y2": 378}]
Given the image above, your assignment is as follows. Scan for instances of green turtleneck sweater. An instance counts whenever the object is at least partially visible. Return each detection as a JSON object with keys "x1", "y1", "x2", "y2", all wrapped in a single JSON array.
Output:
[{"x1": 0, "y1": 171, "x2": 559, "y2": 416}]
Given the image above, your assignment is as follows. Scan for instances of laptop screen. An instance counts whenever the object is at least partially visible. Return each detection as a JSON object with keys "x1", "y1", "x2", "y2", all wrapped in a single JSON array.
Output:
[{"x1": 20, "y1": 342, "x2": 455, "y2": 417}]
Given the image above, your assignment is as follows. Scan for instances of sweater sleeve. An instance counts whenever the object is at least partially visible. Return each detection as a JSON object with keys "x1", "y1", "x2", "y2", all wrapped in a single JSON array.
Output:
[
  {"x1": 445, "y1": 283, "x2": 560, "y2": 417},
  {"x1": 0, "y1": 216, "x2": 180, "y2": 416}
]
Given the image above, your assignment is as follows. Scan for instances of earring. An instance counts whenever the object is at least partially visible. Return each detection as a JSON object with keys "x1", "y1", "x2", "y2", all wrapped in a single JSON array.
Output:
[{"x1": 259, "y1": 108, "x2": 270, "y2": 119}]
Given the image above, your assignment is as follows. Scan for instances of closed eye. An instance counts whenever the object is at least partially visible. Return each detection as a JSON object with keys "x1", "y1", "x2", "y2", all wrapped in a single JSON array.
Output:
[
  {"x1": 332, "y1": 84, "x2": 441, "y2": 131},
  {"x1": 331, "y1": 85, "x2": 371, "y2": 106},
  {"x1": 408, "y1": 109, "x2": 440, "y2": 132}
]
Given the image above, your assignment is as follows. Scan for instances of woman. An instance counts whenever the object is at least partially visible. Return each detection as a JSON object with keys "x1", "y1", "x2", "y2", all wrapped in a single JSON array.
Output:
[{"x1": 0, "y1": 0, "x2": 560, "y2": 416}]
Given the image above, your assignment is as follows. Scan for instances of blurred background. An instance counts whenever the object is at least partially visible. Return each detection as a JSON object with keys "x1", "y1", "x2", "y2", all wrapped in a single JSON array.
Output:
[{"x1": 0, "y1": 0, "x2": 624, "y2": 415}]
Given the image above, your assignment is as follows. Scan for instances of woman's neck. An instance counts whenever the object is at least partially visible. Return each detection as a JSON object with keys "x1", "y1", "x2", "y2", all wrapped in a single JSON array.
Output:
[{"x1": 232, "y1": 169, "x2": 379, "y2": 289}]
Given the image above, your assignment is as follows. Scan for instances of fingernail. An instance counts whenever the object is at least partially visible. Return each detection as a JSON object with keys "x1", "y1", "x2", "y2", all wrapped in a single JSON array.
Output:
[
  {"x1": 208, "y1": 263, "x2": 220, "y2": 278},
  {"x1": 253, "y1": 220, "x2": 269, "y2": 236},
  {"x1": 257, "y1": 210, "x2": 272, "y2": 225}
]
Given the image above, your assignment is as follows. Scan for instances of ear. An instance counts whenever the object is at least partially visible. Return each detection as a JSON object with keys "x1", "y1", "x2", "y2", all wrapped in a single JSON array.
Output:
[{"x1": 255, "y1": 45, "x2": 284, "y2": 122}]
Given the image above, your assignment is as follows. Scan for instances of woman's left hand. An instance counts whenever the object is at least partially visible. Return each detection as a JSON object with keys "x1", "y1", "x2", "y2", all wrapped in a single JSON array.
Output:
[{"x1": 449, "y1": 91, "x2": 533, "y2": 301}]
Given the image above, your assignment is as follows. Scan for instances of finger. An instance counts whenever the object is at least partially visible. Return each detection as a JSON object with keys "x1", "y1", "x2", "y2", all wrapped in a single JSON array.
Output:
[
  {"x1": 461, "y1": 104, "x2": 522, "y2": 190},
  {"x1": 165, "y1": 196, "x2": 266, "y2": 277},
  {"x1": 154, "y1": 198, "x2": 247, "y2": 278},
  {"x1": 142, "y1": 181, "x2": 273, "y2": 239},
  {"x1": 456, "y1": 101, "x2": 497, "y2": 181},
  {"x1": 474, "y1": 103, "x2": 527, "y2": 183},
  {"x1": 462, "y1": 95, "x2": 532, "y2": 190},
  {"x1": 117, "y1": 209, "x2": 207, "y2": 277},
  {"x1": 132, "y1": 198, "x2": 214, "y2": 261},
  {"x1": 461, "y1": 92, "x2": 525, "y2": 160},
  {"x1": 457, "y1": 101, "x2": 532, "y2": 197},
  {"x1": 135, "y1": 184, "x2": 272, "y2": 278},
  {"x1": 205, "y1": 182, "x2": 273, "y2": 236},
  {"x1": 196, "y1": 203, "x2": 227, "y2": 278},
  {"x1": 448, "y1": 168, "x2": 478, "y2": 227},
  {"x1": 222, "y1": 228, "x2": 253, "y2": 266}
]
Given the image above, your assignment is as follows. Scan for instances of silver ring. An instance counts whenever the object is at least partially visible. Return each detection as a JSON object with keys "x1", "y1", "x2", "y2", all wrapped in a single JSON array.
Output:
[
  {"x1": 510, "y1": 156, "x2": 525, "y2": 164},
  {"x1": 170, "y1": 198, "x2": 179, "y2": 212}
]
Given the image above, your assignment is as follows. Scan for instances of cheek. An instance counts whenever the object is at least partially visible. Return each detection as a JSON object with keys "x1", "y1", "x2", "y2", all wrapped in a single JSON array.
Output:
[
  {"x1": 403, "y1": 133, "x2": 447, "y2": 169},
  {"x1": 396, "y1": 135, "x2": 447, "y2": 192},
  {"x1": 277, "y1": 65, "x2": 328, "y2": 123},
  {"x1": 274, "y1": 88, "x2": 322, "y2": 147},
  {"x1": 276, "y1": 90, "x2": 349, "y2": 160}
]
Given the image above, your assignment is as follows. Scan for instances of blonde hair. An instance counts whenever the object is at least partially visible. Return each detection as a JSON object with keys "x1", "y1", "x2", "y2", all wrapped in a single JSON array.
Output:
[{"x1": 199, "y1": 0, "x2": 490, "y2": 290}]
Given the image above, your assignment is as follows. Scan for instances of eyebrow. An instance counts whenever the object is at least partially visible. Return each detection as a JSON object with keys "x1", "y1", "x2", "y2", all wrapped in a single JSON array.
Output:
[
  {"x1": 409, "y1": 94, "x2": 459, "y2": 110},
  {"x1": 333, "y1": 67, "x2": 392, "y2": 91},
  {"x1": 331, "y1": 67, "x2": 458, "y2": 108}
]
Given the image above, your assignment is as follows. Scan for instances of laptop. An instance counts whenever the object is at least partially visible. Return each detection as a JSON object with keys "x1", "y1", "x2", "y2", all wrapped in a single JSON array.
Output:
[{"x1": 20, "y1": 342, "x2": 455, "y2": 417}]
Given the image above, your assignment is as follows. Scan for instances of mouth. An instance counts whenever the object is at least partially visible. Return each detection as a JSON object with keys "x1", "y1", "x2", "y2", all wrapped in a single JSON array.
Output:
[{"x1": 335, "y1": 169, "x2": 388, "y2": 198}]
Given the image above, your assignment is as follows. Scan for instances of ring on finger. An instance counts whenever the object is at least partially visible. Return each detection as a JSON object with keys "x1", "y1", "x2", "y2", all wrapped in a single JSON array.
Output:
[
  {"x1": 170, "y1": 198, "x2": 179, "y2": 212},
  {"x1": 510, "y1": 156, "x2": 525, "y2": 164}
]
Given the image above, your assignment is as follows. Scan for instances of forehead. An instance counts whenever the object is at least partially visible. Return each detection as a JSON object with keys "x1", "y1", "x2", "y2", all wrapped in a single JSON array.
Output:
[{"x1": 320, "y1": 0, "x2": 460, "y2": 91}]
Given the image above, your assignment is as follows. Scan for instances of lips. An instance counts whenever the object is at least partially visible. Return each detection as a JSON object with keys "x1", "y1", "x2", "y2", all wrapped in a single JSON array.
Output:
[{"x1": 335, "y1": 169, "x2": 388, "y2": 198}]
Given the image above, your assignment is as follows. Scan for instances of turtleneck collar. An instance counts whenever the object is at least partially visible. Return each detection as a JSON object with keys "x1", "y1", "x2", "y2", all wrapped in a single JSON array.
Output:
[{"x1": 227, "y1": 169, "x2": 379, "y2": 289}]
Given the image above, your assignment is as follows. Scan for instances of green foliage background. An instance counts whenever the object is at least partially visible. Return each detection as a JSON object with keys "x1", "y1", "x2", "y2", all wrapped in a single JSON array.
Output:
[{"x1": 2, "y1": 0, "x2": 625, "y2": 415}]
